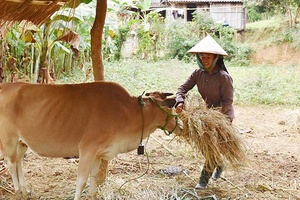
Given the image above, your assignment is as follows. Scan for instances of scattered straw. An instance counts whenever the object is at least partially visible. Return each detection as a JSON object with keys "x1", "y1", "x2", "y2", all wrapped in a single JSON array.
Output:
[{"x1": 176, "y1": 94, "x2": 247, "y2": 172}]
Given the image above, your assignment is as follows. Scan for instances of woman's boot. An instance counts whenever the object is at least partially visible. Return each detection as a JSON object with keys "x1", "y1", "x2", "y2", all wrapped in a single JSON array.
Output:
[{"x1": 195, "y1": 169, "x2": 212, "y2": 189}]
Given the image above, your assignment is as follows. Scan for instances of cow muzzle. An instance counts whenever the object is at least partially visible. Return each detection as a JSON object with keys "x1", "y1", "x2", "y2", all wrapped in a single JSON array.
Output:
[{"x1": 159, "y1": 113, "x2": 179, "y2": 135}]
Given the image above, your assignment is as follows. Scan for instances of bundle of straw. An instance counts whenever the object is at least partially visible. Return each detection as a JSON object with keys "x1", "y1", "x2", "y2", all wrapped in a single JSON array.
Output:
[{"x1": 177, "y1": 94, "x2": 247, "y2": 172}]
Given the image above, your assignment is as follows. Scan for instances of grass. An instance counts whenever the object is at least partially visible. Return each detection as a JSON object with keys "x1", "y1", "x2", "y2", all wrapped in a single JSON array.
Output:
[
  {"x1": 232, "y1": 65, "x2": 300, "y2": 106},
  {"x1": 246, "y1": 17, "x2": 300, "y2": 49},
  {"x1": 246, "y1": 17, "x2": 282, "y2": 29},
  {"x1": 59, "y1": 59, "x2": 300, "y2": 107}
]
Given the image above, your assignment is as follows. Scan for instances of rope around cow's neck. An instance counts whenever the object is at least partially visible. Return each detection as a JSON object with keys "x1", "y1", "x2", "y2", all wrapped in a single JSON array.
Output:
[
  {"x1": 138, "y1": 92, "x2": 145, "y2": 145},
  {"x1": 138, "y1": 94, "x2": 179, "y2": 143},
  {"x1": 148, "y1": 97, "x2": 179, "y2": 135},
  {"x1": 119, "y1": 94, "x2": 178, "y2": 191},
  {"x1": 118, "y1": 92, "x2": 151, "y2": 191}
]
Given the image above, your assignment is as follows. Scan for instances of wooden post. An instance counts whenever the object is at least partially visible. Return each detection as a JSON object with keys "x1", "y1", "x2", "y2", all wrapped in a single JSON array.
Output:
[{"x1": 91, "y1": 0, "x2": 107, "y2": 81}]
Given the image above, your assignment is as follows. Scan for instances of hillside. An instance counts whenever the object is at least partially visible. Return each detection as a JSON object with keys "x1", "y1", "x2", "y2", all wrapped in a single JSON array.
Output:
[{"x1": 245, "y1": 19, "x2": 300, "y2": 67}]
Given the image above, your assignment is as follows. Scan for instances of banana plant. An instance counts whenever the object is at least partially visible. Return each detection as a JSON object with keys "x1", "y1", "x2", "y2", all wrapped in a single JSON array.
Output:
[
  {"x1": 3, "y1": 24, "x2": 29, "y2": 82},
  {"x1": 13, "y1": 1, "x2": 95, "y2": 82},
  {"x1": 0, "y1": 0, "x2": 95, "y2": 83},
  {"x1": 133, "y1": 0, "x2": 166, "y2": 60},
  {"x1": 38, "y1": 2, "x2": 96, "y2": 81},
  {"x1": 102, "y1": 0, "x2": 136, "y2": 61}
]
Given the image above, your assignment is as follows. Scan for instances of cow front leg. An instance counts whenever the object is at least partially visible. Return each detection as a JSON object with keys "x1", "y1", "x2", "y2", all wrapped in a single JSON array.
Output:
[
  {"x1": 16, "y1": 142, "x2": 28, "y2": 194},
  {"x1": 2, "y1": 139, "x2": 20, "y2": 193},
  {"x1": 6, "y1": 156, "x2": 20, "y2": 191},
  {"x1": 74, "y1": 151, "x2": 96, "y2": 200}
]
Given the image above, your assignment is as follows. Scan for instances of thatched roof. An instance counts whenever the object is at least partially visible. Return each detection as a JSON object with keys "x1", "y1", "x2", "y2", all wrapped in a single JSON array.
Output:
[{"x1": 0, "y1": 0, "x2": 72, "y2": 25}]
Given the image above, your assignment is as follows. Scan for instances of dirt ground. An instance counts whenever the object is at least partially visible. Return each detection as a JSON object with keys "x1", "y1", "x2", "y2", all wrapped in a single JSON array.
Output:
[{"x1": 0, "y1": 105, "x2": 299, "y2": 200}]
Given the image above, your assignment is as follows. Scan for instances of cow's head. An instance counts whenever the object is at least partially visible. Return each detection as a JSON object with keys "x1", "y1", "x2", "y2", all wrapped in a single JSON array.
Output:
[
  {"x1": 145, "y1": 92, "x2": 175, "y2": 108},
  {"x1": 145, "y1": 92, "x2": 183, "y2": 135}
]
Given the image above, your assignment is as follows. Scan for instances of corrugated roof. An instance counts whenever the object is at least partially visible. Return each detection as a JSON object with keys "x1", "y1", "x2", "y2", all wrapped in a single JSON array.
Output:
[
  {"x1": 0, "y1": 0, "x2": 70, "y2": 25},
  {"x1": 165, "y1": 0, "x2": 243, "y2": 3}
]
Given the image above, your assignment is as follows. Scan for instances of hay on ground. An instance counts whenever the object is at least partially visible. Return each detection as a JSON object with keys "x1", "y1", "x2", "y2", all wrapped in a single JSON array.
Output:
[{"x1": 177, "y1": 94, "x2": 247, "y2": 172}]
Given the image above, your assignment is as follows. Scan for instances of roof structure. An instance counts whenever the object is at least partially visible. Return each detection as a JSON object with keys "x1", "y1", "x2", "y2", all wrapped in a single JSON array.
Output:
[{"x1": 0, "y1": 0, "x2": 71, "y2": 25}]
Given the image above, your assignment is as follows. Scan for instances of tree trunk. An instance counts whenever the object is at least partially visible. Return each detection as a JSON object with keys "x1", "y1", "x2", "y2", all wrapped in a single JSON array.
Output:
[{"x1": 91, "y1": 0, "x2": 107, "y2": 81}]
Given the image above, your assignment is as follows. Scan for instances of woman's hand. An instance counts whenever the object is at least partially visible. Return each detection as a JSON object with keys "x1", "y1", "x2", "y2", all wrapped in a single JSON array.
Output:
[{"x1": 176, "y1": 103, "x2": 184, "y2": 113}]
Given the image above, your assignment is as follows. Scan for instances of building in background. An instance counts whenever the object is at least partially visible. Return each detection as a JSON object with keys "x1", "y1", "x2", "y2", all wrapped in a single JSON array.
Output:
[{"x1": 151, "y1": 0, "x2": 246, "y2": 38}]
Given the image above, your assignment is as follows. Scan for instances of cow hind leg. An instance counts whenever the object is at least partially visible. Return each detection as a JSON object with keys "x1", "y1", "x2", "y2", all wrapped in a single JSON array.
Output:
[
  {"x1": 88, "y1": 156, "x2": 101, "y2": 199},
  {"x1": 96, "y1": 159, "x2": 108, "y2": 185},
  {"x1": 89, "y1": 158, "x2": 108, "y2": 199}
]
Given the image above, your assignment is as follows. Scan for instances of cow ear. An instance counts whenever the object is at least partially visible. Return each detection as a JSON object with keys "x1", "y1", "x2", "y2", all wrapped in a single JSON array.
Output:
[
  {"x1": 163, "y1": 98, "x2": 176, "y2": 108},
  {"x1": 145, "y1": 92, "x2": 166, "y2": 100},
  {"x1": 145, "y1": 92, "x2": 174, "y2": 101}
]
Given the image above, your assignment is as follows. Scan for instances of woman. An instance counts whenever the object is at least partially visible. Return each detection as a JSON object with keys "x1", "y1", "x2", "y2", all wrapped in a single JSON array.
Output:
[{"x1": 175, "y1": 35, "x2": 234, "y2": 189}]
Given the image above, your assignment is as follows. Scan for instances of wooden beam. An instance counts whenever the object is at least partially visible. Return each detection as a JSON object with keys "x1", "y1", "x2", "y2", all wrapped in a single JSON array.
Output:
[{"x1": 91, "y1": 0, "x2": 107, "y2": 81}]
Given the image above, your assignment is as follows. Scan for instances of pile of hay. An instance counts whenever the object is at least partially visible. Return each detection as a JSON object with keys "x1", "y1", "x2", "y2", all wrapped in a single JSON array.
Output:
[{"x1": 177, "y1": 94, "x2": 247, "y2": 172}]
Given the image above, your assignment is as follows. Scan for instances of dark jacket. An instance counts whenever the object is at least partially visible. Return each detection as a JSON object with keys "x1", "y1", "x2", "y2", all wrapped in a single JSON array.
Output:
[{"x1": 176, "y1": 66, "x2": 234, "y2": 121}]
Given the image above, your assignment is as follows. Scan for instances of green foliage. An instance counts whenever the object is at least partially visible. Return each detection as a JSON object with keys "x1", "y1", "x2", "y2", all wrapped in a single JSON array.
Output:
[
  {"x1": 135, "y1": 0, "x2": 151, "y2": 10},
  {"x1": 105, "y1": 24, "x2": 131, "y2": 61},
  {"x1": 246, "y1": 17, "x2": 282, "y2": 29},
  {"x1": 104, "y1": 4, "x2": 250, "y2": 64},
  {"x1": 165, "y1": 12, "x2": 216, "y2": 61},
  {"x1": 211, "y1": 25, "x2": 235, "y2": 56},
  {"x1": 3, "y1": 0, "x2": 300, "y2": 89},
  {"x1": 116, "y1": 25, "x2": 131, "y2": 60},
  {"x1": 3, "y1": 26, "x2": 32, "y2": 81},
  {"x1": 165, "y1": 22, "x2": 198, "y2": 61},
  {"x1": 223, "y1": 43, "x2": 252, "y2": 67},
  {"x1": 1, "y1": 2, "x2": 95, "y2": 82},
  {"x1": 163, "y1": 12, "x2": 248, "y2": 65},
  {"x1": 233, "y1": 65, "x2": 300, "y2": 106},
  {"x1": 136, "y1": 25, "x2": 154, "y2": 59},
  {"x1": 272, "y1": 27, "x2": 300, "y2": 46},
  {"x1": 59, "y1": 59, "x2": 300, "y2": 107},
  {"x1": 247, "y1": 6, "x2": 266, "y2": 22},
  {"x1": 266, "y1": 0, "x2": 300, "y2": 13},
  {"x1": 292, "y1": 24, "x2": 300, "y2": 48},
  {"x1": 191, "y1": 12, "x2": 215, "y2": 36},
  {"x1": 135, "y1": 11, "x2": 165, "y2": 60},
  {"x1": 247, "y1": 0, "x2": 300, "y2": 27},
  {"x1": 249, "y1": 25, "x2": 300, "y2": 49},
  {"x1": 6, "y1": 26, "x2": 28, "y2": 58}
]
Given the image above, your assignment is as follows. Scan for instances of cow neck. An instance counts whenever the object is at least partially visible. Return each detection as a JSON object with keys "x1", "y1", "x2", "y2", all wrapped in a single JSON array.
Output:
[
  {"x1": 137, "y1": 95, "x2": 179, "y2": 142},
  {"x1": 148, "y1": 97, "x2": 178, "y2": 136}
]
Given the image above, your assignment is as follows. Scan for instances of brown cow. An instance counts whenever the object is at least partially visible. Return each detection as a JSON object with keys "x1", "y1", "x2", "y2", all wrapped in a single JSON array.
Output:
[{"x1": 0, "y1": 81, "x2": 182, "y2": 200}]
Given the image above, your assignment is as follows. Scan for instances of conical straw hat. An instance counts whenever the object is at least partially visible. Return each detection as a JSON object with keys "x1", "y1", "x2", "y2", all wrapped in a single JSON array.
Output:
[{"x1": 187, "y1": 35, "x2": 228, "y2": 56}]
